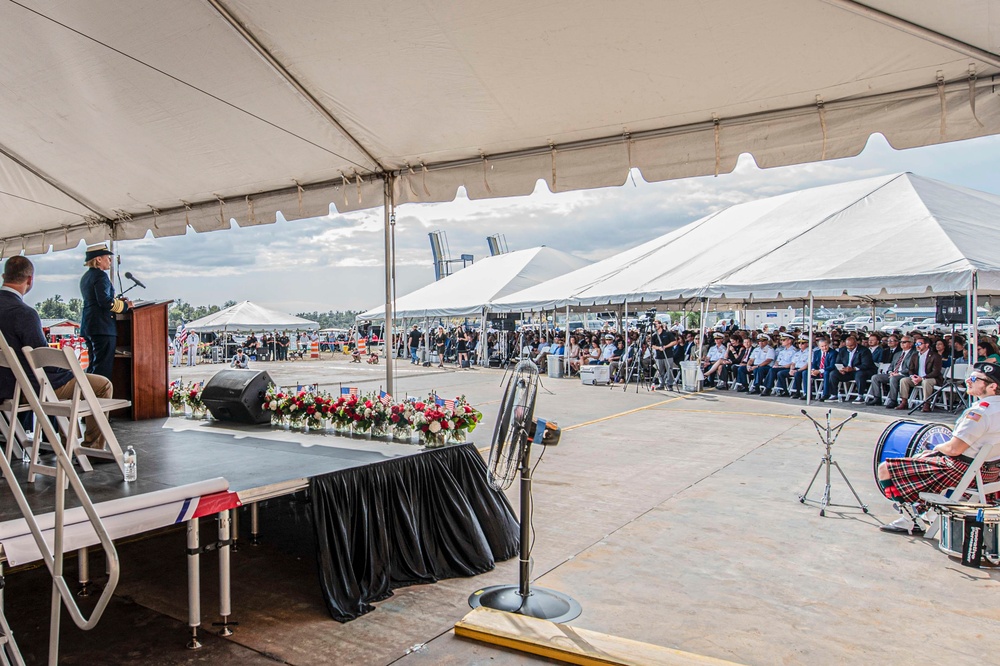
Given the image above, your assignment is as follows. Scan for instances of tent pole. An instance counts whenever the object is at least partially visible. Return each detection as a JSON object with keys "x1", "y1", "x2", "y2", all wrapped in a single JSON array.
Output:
[
  {"x1": 971, "y1": 272, "x2": 979, "y2": 364},
  {"x1": 698, "y1": 298, "x2": 709, "y2": 362},
  {"x1": 382, "y1": 176, "x2": 395, "y2": 396},
  {"x1": 806, "y1": 295, "x2": 814, "y2": 405}
]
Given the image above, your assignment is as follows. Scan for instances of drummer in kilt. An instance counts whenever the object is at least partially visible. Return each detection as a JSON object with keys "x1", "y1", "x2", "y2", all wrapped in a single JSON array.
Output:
[{"x1": 877, "y1": 362, "x2": 1000, "y2": 535}]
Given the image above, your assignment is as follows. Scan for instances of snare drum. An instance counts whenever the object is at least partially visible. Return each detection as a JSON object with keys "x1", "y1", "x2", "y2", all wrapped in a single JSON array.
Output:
[
  {"x1": 938, "y1": 506, "x2": 1000, "y2": 565},
  {"x1": 873, "y1": 420, "x2": 953, "y2": 497}
]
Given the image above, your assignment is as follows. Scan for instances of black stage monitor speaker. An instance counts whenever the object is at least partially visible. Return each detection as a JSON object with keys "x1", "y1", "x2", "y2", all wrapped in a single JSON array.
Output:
[
  {"x1": 936, "y1": 296, "x2": 968, "y2": 325},
  {"x1": 202, "y1": 369, "x2": 274, "y2": 424}
]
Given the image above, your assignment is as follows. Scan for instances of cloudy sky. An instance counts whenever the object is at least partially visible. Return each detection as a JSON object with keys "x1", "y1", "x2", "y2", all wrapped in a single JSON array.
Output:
[{"x1": 24, "y1": 132, "x2": 1000, "y2": 314}]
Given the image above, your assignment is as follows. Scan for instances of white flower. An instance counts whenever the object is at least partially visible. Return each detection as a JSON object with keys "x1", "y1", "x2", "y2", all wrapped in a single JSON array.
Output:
[
  {"x1": 289, "y1": 404, "x2": 297, "y2": 412},
  {"x1": 428, "y1": 420, "x2": 442, "y2": 433},
  {"x1": 446, "y1": 420, "x2": 454, "y2": 430},
  {"x1": 269, "y1": 400, "x2": 278, "y2": 410}
]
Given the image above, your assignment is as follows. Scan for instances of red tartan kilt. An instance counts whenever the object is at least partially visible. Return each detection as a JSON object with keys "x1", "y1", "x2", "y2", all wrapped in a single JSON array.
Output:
[{"x1": 886, "y1": 454, "x2": 1000, "y2": 504}]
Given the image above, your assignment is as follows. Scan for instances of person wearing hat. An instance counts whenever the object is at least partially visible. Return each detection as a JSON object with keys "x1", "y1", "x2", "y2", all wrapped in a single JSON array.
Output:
[
  {"x1": 80, "y1": 243, "x2": 132, "y2": 379},
  {"x1": 2, "y1": 256, "x2": 114, "y2": 450},
  {"x1": 701, "y1": 333, "x2": 727, "y2": 385},
  {"x1": 788, "y1": 337, "x2": 812, "y2": 398},
  {"x1": 407, "y1": 325, "x2": 422, "y2": 364},
  {"x1": 738, "y1": 334, "x2": 774, "y2": 393},
  {"x1": 877, "y1": 362, "x2": 1000, "y2": 535},
  {"x1": 761, "y1": 332, "x2": 797, "y2": 397}
]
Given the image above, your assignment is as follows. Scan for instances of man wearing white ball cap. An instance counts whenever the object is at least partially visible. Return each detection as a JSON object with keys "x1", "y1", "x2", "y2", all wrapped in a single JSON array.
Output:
[{"x1": 877, "y1": 362, "x2": 1000, "y2": 535}]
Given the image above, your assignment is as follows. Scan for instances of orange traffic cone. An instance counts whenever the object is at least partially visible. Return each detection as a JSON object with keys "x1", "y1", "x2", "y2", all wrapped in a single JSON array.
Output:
[
  {"x1": 311, "y1": 340, "x2": 320, "y2": 359},
  {"x1": 79, "y1": 345, "x2": 90, "y2": 371}
]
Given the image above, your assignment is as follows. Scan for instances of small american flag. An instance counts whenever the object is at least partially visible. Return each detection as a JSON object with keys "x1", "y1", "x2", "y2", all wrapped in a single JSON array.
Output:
[
  {"x1": 341, "y1": 386, "x2": 359, "y2": 396},
  {"x1": 378, "y1": 390, "x2": 392, "y2": 406},
  {"x1": 434, "y1": 396, "x2": 456, "y2": 410}
]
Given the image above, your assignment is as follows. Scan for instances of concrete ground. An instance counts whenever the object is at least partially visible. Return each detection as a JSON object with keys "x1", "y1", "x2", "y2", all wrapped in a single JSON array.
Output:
[{"x1": 4, "y1": 355, "x2": 999, "y2": 665}]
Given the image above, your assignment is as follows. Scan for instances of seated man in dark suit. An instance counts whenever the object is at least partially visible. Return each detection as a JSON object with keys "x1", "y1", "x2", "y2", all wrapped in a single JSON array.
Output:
[
  {"x1": 809, "y1": 337, "x2": 839, "y2": 400},
  {"x1": 830, "y1": 334, "x2": 876, "y2": 400},
  {"x1": 1, "y1": 256, "x2": 113, "y2": 449}
]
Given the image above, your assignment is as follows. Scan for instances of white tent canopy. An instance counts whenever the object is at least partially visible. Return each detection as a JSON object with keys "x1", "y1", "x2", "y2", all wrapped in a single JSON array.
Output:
[
  {"x1": 3, "y1": 1, "x2": 1000, "y2": 256},
  {"x1": 492, "y1": 173, "x2": 1000, "y2": 311},
  {"x1": 184, "y1": 300, "x2": 318, "y2": 333},
  {"x1": 359, "y1": 247, "x2": 589, "y2": 321}
]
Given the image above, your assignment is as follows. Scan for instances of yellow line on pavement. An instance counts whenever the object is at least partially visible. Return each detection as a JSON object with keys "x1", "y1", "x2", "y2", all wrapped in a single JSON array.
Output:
[
  {"x1": 661, "y1": 409, "x2": 805, "y2": 420},
  {"x1": 562, "y1": 394, "x2": 689, "y2": 431}
]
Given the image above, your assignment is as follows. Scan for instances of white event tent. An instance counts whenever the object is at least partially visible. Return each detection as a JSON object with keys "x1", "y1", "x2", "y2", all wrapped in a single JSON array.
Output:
[
  {"x1": 184, "y1": 301, "x2": 318, "y2": 333},
  {"x1": 494, "y1": 173, "x2": 1000, "y2": 312},
  {"x1": 359, "y1": 247, "x2": 588, "y2": 321},
  {"x1": 4, "y1": 2, "x2": 1000, "y2": 393}
]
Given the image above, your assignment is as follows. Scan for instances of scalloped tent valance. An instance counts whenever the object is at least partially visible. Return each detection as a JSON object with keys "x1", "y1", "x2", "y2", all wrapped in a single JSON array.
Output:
[{"x1": 2, "y1": 1, "x2": 1000, "y2": 256}]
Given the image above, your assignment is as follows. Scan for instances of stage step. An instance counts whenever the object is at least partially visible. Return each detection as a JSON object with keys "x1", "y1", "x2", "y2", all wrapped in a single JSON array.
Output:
[{"x1": 454, "y1": 607, "x2": 743, "y2": 666}]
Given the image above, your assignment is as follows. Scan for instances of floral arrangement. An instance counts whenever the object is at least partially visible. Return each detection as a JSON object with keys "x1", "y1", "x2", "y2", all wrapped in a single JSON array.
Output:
[
  {"x1": 168, "y1": 380, "x2": 188, "y2": 412},
  {"x1": 258, "y1": 384, "x2": 484, "y2": 446},
  {"x1": 186, "y1": 382, "x2": 205, "y2": 411}
]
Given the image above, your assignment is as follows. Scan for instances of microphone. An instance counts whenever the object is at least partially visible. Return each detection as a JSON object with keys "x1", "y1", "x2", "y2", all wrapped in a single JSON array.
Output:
[{"x1": 124, "y1": 272, "x2": 146, "y2": 289}]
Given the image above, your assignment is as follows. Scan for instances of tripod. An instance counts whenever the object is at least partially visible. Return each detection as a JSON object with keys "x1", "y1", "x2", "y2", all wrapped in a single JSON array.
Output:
[
  {"x1": 620, "y1": 334, "x2": 652, "y2": 393},
  {"x1": 798, "y1": 409, "x2": 869, "y2": 517}
]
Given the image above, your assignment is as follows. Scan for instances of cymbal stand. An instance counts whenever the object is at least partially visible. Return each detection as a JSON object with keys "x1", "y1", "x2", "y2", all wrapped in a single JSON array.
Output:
[{"x1": 798, "y1": 409, "x2": 869, "y2": 517}]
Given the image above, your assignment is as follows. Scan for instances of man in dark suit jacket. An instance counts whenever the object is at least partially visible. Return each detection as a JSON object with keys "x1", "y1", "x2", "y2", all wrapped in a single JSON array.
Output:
[
  {"x1": 898, "y1": 335, "x2": 943, "y2": 412},
  {"x1": 808, "y1": 338, "x2": 839, "y2": 400},
  {"x1": 831, "y1": 334, "x2": 876, "y2": 399},
  {"x1": 1, "y1": 256, "x2": 113, "y2": 449}
]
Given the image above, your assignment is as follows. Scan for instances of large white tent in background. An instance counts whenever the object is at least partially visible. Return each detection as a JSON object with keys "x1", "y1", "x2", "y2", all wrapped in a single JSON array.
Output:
[
  {"x1": 184, "y1": 300, "x2": 318, "y2": 333},
  {"x1": 359, "y1": 247, "x2": 589, "y2": 321},
  {"x1": 3, "y1": 2, "x2": 1000, "y2": 252},
  {"x1": 495, "y1": 173, "x2": 1000, "y2": 312}
]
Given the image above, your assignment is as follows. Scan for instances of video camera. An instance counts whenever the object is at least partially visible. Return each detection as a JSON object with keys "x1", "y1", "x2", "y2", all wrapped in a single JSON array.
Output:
[{"x1": 635, "y1": 308, "x2": 658, "y2": 331}]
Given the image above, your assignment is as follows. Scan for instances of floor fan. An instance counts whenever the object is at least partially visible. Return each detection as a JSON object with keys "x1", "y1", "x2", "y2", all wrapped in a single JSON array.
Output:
[{"x1": 469, "y1": 360, "x2": 582, "y2": 622}]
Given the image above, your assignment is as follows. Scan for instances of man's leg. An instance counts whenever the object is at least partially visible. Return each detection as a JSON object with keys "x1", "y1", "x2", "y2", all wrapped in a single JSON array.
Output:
[
  {"x1": 870, "y1": 374, "x2": 887, "y2": 401},
  {"x1": 773, "y1": 369, "x2": 790, "y2": 395},
  {"x1": 664, "y1": 359, "x2": 676, "y2": 387},
  {"x1": 920, "y1": 378, "x2": 938, "y2": 411},
  {"x1": 736, "y1": 365, "x2": 748, "y2": 390},
  {"x1": 898, "y1": 377, "x2": 914, "y2": 408},
  {"x1": 53, "y1": 374, "x2": 113, "y2": 449},
  {"x1": 822, "y1": 369, "x2": 838, "y2": 399}
]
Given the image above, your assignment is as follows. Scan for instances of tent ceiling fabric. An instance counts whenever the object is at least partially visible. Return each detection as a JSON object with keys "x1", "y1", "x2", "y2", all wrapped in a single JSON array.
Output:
[
  {"x1": 2, "y1": 1, "x2": 1000, "y2": 257},
  {"x1": 491, "y1": 173, "x2": 1000, "y2": 312},
  {"x1": 184, "y1": 300, "x2": 318, "y2": 333},
  {"x1": 359, "y1": 246, "x2": 589, "y2": 320}
]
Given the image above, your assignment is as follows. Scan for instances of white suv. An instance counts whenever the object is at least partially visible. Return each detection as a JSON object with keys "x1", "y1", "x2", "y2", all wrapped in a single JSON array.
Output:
[{"x1": 843, "y1": 316, "x2": 883, "y2": 333}]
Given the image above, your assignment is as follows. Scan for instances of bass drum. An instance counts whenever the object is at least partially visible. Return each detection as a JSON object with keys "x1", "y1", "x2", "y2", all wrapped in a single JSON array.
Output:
[{"x1": 873, "y1": 420, "x2": 953, "y2": 498}]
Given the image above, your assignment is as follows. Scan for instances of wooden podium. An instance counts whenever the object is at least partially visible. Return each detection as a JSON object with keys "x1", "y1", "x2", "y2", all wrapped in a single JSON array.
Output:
[{"x1": 113, "y1": 300, "x2": 172, "y2": 420}]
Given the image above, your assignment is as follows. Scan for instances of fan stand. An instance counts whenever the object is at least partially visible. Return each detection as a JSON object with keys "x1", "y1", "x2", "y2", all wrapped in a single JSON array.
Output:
[{"x1": 469, "y1": 438, "x2": 582, "y2": 623}]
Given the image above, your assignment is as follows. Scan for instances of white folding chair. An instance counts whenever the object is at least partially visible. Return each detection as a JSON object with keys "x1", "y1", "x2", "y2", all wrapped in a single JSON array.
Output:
[
  {"x1": 0, "y1": 358, "x2": 32, "y2": 463},
  {"x1": 21, "y1": 345, "x2": 131, "y2": 482},
  {"x1": 931, "y1": 363, "x2": 971, "y2": 410},
  {"x1": 920, "y1": 441, "x2": 1000, "y2": 538}
]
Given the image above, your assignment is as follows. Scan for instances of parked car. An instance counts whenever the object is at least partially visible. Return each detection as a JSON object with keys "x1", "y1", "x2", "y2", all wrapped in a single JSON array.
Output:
[
  {"x1": 954, "y1": 318, "x2": 1000, "y2": 337},
  {"x1": 880, "y1": 318, "x2": 917, "y2": 333},
  {"x1": 821, "y1": 318, "x2": 846, "y2": 330},
  {"x1": 787, "y1": 318, "x2": 807, "y2": 330},
  {"x1": 979, "y1": 318, "x2": 1000, "y2": 336},
  {"x1": 913, "y1": 317, "x2": 941, "y2": 335},
  {"x1": 843, "y1": 316, "x2": 884, "y2": 333}
]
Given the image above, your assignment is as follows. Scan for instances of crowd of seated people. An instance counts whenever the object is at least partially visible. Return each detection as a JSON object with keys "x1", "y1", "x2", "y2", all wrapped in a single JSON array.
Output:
[{"x1": 699, "y1": 323, "x2": 992, "y2": 413}]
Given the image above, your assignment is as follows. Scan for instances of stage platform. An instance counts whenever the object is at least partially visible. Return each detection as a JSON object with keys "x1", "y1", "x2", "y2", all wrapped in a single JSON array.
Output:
[
  {"x1": 1, "y1": 417, "x2": 431, "y2": 519},
  {"x1": 1, "y1": 416, "x2": 518, "y2": 658}
]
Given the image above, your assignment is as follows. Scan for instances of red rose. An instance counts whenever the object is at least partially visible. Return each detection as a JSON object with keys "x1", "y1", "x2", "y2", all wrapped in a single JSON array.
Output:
[
  {"x1": 414, "y1": 402, "x2": 425, "y2": 411},
  {"x1": 307, "y1": 406, "x2": 316, "y2": 415},
  {"x1": 391, "y1": 414, "x2": 400, "y2": 423}
]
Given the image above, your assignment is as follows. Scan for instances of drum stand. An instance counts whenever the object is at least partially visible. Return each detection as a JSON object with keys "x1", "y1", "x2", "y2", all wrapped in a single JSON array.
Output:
[{"x1": 798, "y1": 410, "x2": 869, "y2": 517}]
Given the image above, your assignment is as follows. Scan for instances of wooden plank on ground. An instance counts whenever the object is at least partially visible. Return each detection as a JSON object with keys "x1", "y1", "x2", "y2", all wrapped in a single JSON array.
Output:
[{"x1": 454, "y1": 607, "x2": 744, "y2": 666}]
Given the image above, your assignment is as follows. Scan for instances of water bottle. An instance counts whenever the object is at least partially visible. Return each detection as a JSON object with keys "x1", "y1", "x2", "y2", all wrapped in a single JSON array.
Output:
[{"x1": 123, "y1": 446, "x2": 137, "y2": 482}]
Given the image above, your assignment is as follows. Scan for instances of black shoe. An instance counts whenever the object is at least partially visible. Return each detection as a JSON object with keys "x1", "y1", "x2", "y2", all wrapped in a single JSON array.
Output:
[
  {"x1": 748, "y1": 387, "x2": 759, "y2": 395},
  {"x1": 884, "y1": 401, "x2": 898, "y2": 409},
  {"x1": 787, "y1": 391, "x2": 798, "y2": 399},
  {"x1": 864, "y1": 397, "x2": 877, "y2": 406},
  {"x1": 736, "y1": 385, "x2": 748, "y2": 393},
  {"x1": 760, "y1": 388, "x2": 771, "y2": 397}
]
